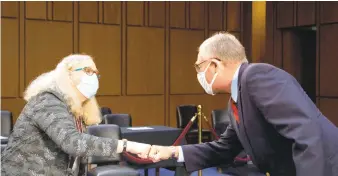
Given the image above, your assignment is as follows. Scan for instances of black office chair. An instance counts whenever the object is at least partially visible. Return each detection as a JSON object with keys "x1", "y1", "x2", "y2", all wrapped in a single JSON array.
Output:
[
  {"x1": 87, "y1": 124, "x2": 140, "y2": 176},
  {"x1": 176, "y1": 105, "x2": 211, "y2": 144},
  {"x1": 211, "y1": 109, "x2": 230, "y2": 137},
  {"x1": 100, "y1": 107, "x2": 112, "y2": 124},
  {"x1": 211, "y1": 108, "x2": 250, "y2": 174},
  {"x1": 1, "y1": 110, "x2": 13, "y2": 145},
  {"x1": 105, "y1": 114, "x2": 132, "y2": 127}
]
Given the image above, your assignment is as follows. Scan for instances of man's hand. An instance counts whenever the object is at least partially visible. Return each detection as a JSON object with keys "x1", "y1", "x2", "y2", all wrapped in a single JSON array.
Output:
[
  {"x1": 126, "y1": 141, "x2": 151, "y2": 159},
  {"x1": 148, "y1": 145, "x2": 179, "y2": 162}
]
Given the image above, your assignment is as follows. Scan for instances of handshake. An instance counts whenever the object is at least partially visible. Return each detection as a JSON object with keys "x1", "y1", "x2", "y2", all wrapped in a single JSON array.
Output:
[{"x1": 126, "y1": 141, "x2": 179, "y2": 162}]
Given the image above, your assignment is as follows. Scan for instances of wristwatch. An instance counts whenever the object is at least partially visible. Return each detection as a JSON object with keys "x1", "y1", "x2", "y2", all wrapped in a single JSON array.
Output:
[{"x1": 122, "y1": 139, "x2": 128, "y2": 152}]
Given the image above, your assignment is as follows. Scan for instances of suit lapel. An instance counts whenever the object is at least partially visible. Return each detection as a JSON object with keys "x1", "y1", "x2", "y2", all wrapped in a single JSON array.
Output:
[
  {"x1": 228, "y1": 63, "x2": 249, "y2": 135},
  {"x1": 236, "y1": 63, "x2": 257, "y2": 164},
  {"x1": 237, "y1": 62, "x2": 249, "y2": 128}
]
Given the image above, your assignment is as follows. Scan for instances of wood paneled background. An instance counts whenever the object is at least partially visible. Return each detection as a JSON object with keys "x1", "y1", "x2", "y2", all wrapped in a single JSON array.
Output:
[
  {"x1": 265, "y1": 2, "x2": 338, "y2": 126},
  {"x1": 1, "y1": 1, "x2": 253, "y2": 127}
]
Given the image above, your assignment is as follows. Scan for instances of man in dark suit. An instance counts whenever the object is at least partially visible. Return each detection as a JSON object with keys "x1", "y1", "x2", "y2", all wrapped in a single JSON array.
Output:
[{"x1": 147, "y1": 32, "x2": 338, "y2": 176}]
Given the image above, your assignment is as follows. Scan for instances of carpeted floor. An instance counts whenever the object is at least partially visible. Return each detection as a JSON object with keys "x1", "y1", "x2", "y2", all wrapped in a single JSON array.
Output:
[{"x1": 138, "y1": 167, "x2": 230, "y2": 176}]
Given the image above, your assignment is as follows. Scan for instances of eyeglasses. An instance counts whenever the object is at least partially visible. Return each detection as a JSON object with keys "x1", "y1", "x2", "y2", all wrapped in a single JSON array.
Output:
[
  {"x1": 74, "y1": 67, "x2": 100, "y2": 79},
  {"x1": 194, "y1": 58, "x2": 221, "y2": 72},
  {"x1": 194, "y1": 60, "x2": 210, "y2": 72}
]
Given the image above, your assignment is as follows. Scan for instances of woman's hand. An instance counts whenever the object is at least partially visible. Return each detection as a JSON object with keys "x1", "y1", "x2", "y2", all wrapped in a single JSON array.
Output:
[
  {"x1": 148, "y1": 145, "x2": 178, "y2": 162},
  {"x1": 126, "y1": 141, "x2": 152, "y2": 158}
]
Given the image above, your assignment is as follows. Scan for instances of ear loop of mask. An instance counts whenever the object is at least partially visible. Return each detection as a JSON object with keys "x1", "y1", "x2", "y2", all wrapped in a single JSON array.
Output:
[
  {"x1": 199, "y1": 61, "x2": 219, "y2": 95},
  {"x1": 205, "y1": 61, "x2": 219, "y2": 80},
  {"x1": 68, "y1": 67, "x2": 80, "y2": 90},
  {"x1": 209, "y1": 62, "x2": 219, "y2": 95},
  {"x1": 203, "y1": 62, "x2": 211, "y2": 72},
  {"x1": 210, "y1": 72, "x2": 218, "y2": 85}
]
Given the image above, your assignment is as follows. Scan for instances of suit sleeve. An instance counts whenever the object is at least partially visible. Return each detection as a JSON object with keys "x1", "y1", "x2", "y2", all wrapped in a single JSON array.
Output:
[
  {"x1": 246, "y1": 65, "x2": 325, "y2": 176},
  {"x1": 31, "y1": 94, "x2": 119, "y2": 158},
  {"x1": 181, "y1": 123, "x2": 243, "y2": 172}
]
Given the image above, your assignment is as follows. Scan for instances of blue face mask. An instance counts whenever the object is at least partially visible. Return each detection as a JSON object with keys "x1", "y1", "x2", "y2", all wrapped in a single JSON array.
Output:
[{"x1": 76, "y1": 74, "x2": 99, "y2": 99}]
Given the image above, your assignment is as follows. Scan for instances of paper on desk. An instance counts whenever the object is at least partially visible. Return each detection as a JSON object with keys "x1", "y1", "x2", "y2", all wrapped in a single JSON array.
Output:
[{"x1": 127, "y1": 127, "x2": 154, "y2": 130}]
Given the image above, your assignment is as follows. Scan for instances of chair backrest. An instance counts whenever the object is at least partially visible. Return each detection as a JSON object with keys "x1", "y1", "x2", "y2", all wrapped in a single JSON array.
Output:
[
  {"x1": 1, "y1": 111, "x2": 13, "y2": 137},
  {"x1": 211, "y1": 109, "x2": 230, "y2": 136},
  {"x1": 105, "y1": 114, "x2": 132, "y2": 127},
  {"x1": 100, "y1": 107, "x2": 112, "y2": 124},
  {"x1": 176, "y1": 105, "x2": 198, "y2": 129},
  {"x1": 87, "y1": 124, "x2": 121, "y2": 164},
  {"x1": 101, "y1": 107, "x2": 112, "y2": 116}
]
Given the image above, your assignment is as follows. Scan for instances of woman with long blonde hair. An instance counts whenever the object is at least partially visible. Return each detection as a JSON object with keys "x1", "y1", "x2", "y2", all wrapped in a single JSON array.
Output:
[{"x1": 1, "y1": 54, "x2": 150, "y2": 175}]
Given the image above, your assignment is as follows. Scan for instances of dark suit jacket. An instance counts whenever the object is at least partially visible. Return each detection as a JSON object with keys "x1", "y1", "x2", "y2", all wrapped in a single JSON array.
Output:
[{"x1": 182, "y1": 63, "x2": 338, "y2": 176}]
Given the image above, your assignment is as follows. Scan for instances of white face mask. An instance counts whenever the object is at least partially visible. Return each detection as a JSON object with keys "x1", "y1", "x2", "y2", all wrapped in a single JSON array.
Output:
[
  {"x1": 197, "y1": 62, "x2": 218, "y2": 95},
  {"x1": 76, "y1": 74, "x2": 99, "y2": 99}
]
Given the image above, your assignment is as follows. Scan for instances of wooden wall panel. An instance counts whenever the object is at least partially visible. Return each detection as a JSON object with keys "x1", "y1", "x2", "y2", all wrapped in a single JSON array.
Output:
[
  {"x1": 26, "y1": 2, "x2": 47, "y2": 20},
  {"x1": 79, "y1": 2, "x2": 98, "y2": 23},
  {"x1": 1, "y1": 19, "x2": 19, "y2": 97},
  {"x1": 227, "y1": 2, "x2": 241, "y2": 31},
  {"x1": 297, "y1": 2, "x2": 315, "y2": 26},
  {"x1": 25, "y1": 21, "x2": 73, "y2": 86},
  {"x1": 1, "y1": 1, "x2": 18, "y2": 18},
  {"x1": 208, "y1": 30, "x2": 218, "y2": 37},
  {"x1": 208, "y1": 1, "x2": 223, "y2": 30},
  {"x1": 97, "y1": 96, "x2": 165, "y2": 126},
  {"x1": 2, "y1": 1, "x2": 249, "y2": 127},
  {"x1": 241, "y1": 2, "x2": 253, "y2": 62},
  {"x1": 127, "y1": 2, "x2": 144, "y2": 26},
  {"x1": 1, "y1": 98, "x2": 26, "y2": 122},
  {"x1": 170, "y1": 30, "x2": 205, "y2": 94},
  {"x1": 53, "y1": 2, "x2": 73, "y2": 22},
  {"x1": 282, "y1": 30, "x2": 301, "y2": 81},
  {"x1": 169, "y1": 94, "x2": 230, "y2": 127},
  {"x1": 319, "y1": 98, "x2": 338, "y2": 126},
  {"x1": 267, "y1": 2, "x2": 338, "y2": 126},
  {"x1": 265, "y1": 2, "x2": 274, "y2": 64},
  {"x1": 273, "y1": 29, "x2": 283, "y2": 68},
  {"x1": 189, "y1": 2, "x2": 205, "y2": 29},
  {"x1": 79, "y1": 24, "x2": 121, "y2": 96},
  {"x1": 319, "y1": 24, "x2": 338, "y2": 97},
  {"x1": 208, "y1": 31, "x2": 240, "y2": 43},
  {"x1": 252, "y1": 1, "x2": 266, "y2": 63},
  {"x1": 127, "y1": 27, "x2": 165, "y2": 95},
  {"x1": 232, "y1": 32, "x2": 241, "y2": 42},
  {"x1": 276, "y1": 2, "x2": 294, "y2": 28},
  {"x1": 320, "y1": 2, "x2": 338, "y2": 24},
  {"x1": 316, "y1": 97, "x2": 320, "y2": 108},
  {"x1": 148, "y1": 2, "x2": 165, "y2": 27},
  {"x1": 170, "y1": 2, "x2": 186, "y2": 28},
  {"x1": 103, "y1": 2, "x2": 121, "y2": 25}
]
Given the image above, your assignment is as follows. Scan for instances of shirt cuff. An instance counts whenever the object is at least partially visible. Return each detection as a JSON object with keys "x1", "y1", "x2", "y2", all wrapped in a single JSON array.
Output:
[{"x1": 177, "y1": 146, "x2": 185, "y2": 162}]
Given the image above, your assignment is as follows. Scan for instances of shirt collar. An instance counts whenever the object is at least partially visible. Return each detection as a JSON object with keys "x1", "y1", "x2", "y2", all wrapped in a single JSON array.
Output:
[{"x1": 231, "y1": 64, "x2": 241, "y2": 103}]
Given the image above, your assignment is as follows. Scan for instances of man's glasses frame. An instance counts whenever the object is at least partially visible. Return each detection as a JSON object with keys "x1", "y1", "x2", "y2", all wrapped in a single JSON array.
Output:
[{"x1": 194, "y1": 58, "x2": 221, "y2": 72}]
